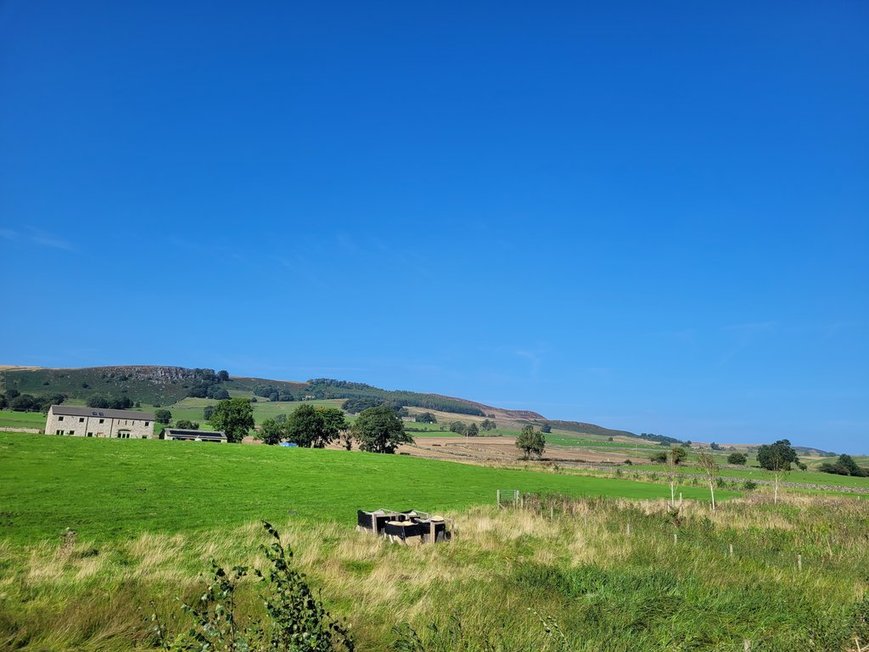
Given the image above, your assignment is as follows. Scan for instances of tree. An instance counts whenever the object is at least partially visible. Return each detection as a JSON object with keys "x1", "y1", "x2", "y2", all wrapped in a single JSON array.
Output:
[
  {"x1": 211, "y1": 388, "x2": 230, "y2": 400},
  {"x1": 203, "y1": 405, "x2": 215, "y2": 421},
  {"x1": 670, "y1": 446, "x2": 688, "y2": 465},
  {"x1": 650, "y1": 451, "x2": 668, "y2": 463},
  {"x1": 352, "y1": 405, "x2": 413, "y2": 454},
  {"x1": 415, "y1": 412, "x2": 437, "y2": 424},
  {"x1": 259, "y1": 418, "x2": 285, "y2": 445},
  {"x1": 108, "y1": 396, "x2": 134, "y2": 410},
  {"x1": 515, "y1": 425, "x2": 545, "y2": 460},
  {"x1": 757, "y1": 439, "x2": 799, "y2": 503},
  {"x1": 175, "y1": 419, "x2": 200, "y2": 430},
  {"x1": 10, "y1": 394, "x2": 37, "y2": 411},
  {"x1": 540, "y1": 423, "x2": 551, "y2": 433},
  {"x1": 341, "y1": 397, "x2": 383, "y2": 414},
  {"x1": 727, "y1": 452, "x2": 748, "y2": 466},
  {"x1": 317, "y1": 406, "x2": 348, "y2": 444},
  {"x1": 757, "y1": 439, "x2": 799, "y2": 471},
  {"x1": 285, "y1": 404, "x2": 329, "y2": 448},
  {"x1": 697, "y1": 451, "x2": 719, "y2": 510},
  {"x1": 710, "y1": 442, "x2": 723, "y2": 451},
  {"x1": 155, "y1": 409, "x2": 172, "y2": 424},
  {"x1": 480, "y1": 418, "x2": 497, "y2": 431},
  {"x1": 209, "y1": 398, "x2": 255, "y2": 444},
  {"x1": 466, "y1": 423, "x2": 479, "y2": 437},
  {"x1": 87, "y1": 394, "x2": 110, "y2": 409},
  {"x1": 818, "y1": 454, "x2": 869, "y2": 477},
  {"x1": 449, "y1": 421, "x2": 467, "y2": 435},
  {"x1": 217, "y1": 369, "x2": 230, "y2": 381}
]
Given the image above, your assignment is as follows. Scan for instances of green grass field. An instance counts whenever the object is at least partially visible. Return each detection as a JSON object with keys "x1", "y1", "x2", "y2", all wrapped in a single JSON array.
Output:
[
  {"x1": 630, "y1": 463, "x2": 869, "y2": 489},
  {"x1": 0, "y1": 432, "x2": 730, "y2": 544},
  {"x1": 146, "y1": 397, "x2": 346, "y2": 428},
  {"x1": 0, "y1": 432, "x2": 866, "y2": 651},
  {"x1": 0, "y1": 409, "x2": 44, "y2": 430}
]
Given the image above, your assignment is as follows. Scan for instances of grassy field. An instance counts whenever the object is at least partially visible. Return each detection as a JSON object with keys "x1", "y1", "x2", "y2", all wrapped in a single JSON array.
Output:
[
  {"x1": 0, "y1": 409, "x2": 44, "y2": 430},
  {"x1": 631, "y1": 463, "x2": 869, "y2": 490},
  {"x1": 0, "y1": 432, "x2": 864, "y2": 650},
  {"x1": 146, "y1": 397, "x2": 346, "y2": 428},
  {"x1": 0, "y1": 432, "x2": 731, "y2": 544}
]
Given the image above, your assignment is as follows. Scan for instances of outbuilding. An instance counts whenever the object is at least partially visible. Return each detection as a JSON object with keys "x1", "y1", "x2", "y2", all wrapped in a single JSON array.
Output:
[{"x1": 163, "y1": 428, "x2": 227, "y2": 443}]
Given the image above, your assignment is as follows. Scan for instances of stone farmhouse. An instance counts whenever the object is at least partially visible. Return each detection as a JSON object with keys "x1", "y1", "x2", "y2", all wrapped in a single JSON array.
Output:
[{"x1": 45, "y1": 405, "x2": 155, "y2": 439}]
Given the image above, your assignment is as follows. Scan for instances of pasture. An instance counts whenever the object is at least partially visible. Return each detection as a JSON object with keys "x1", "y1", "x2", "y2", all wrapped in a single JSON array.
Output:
[
  {"x1": 0, "y1": 431, "x2": 865, "y2": 650},
  {"x1": 0, "y1": 432, "x2": 731, "y2": 544},
  {"x1": 1, "y1": 433, "x2": 867, "y2": 650}
]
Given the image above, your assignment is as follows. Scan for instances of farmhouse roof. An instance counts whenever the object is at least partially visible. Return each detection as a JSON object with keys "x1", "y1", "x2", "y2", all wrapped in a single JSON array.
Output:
[{"x1": 49, "y1": 405, "x2": 155, "y2": 420}]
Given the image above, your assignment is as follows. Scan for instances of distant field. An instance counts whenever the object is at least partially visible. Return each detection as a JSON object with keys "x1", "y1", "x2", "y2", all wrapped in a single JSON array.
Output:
[
  {"x1": 152, "y1": 397, "x2": 346, "y2": 427},
  {"x1": 631, "y1": 463, "x2": 869, "y2": 489},
  {"x1": 0, "y1": 409, "x2": 44, "y2": 430},
  {"x1": 0, "y1": 432, "x2": 731, "y2": 544}
]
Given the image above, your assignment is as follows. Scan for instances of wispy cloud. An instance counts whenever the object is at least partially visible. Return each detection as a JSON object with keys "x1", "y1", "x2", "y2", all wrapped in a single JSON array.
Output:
[{"x1": 0, "y1": 227, "x2": 76, "y2": 251}]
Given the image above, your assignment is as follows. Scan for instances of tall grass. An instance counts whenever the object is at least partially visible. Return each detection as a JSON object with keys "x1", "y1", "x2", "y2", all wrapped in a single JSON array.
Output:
[{"x1": 1, "y1": 494, "x2": 866, "y2": 650}]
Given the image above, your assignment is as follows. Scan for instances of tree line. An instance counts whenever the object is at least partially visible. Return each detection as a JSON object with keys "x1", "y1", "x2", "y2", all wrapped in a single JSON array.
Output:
[{"x1": 306, "y1": 379, "x2": 485, "y2": 416}]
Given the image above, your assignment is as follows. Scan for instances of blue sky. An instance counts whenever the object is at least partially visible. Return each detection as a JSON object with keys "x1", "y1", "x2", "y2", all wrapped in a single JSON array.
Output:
[{"x1": 1, "y1": 1, "x2": 867, "y2": 454}]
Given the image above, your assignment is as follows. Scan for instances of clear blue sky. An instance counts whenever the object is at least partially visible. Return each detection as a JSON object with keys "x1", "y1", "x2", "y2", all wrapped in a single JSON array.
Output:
[{"x1": 1, "y1": 1, "x2": 867, "y2": 454}]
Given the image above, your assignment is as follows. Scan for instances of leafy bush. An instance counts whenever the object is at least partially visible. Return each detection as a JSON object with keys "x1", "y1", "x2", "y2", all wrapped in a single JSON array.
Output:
[
  {"x1": 449, "y1": 421, "x2": 467, "y2": 435},
  {"x1": 154, "y1": 522, "x2": 354, "y2": 651},
  {"x1": 727, "y1": 452, "x2": 748, "y2": 465},
  {"x1": 818, "y1": 455, "x2": 869, "y2": 477}
]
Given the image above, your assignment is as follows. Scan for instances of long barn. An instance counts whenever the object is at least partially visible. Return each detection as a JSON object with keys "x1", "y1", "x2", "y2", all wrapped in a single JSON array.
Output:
[{"x1": 45, "y1": 405, "x2": 155, "y2": 439}]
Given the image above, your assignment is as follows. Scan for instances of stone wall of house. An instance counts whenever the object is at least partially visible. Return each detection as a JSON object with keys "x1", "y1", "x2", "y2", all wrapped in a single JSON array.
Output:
[{"x1": 45, "y1": 408, "x2": 155, "y2": 439}]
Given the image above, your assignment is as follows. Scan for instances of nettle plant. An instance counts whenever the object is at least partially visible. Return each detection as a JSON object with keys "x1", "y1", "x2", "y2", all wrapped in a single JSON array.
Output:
[{"x1": 153, "y1": 521, "x2": 354, "y2": 652}]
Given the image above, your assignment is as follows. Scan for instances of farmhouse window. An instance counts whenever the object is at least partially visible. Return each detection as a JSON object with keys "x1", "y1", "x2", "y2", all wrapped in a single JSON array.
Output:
[
  {"x1": 58, "y1": 416, "x2": 64, "y2": 421},
  {"x1": 99, "y1": 419, "x2": 104, "y2": 423},
  {"x1": 87, "y1": 433, "x2": 93, "y2": 437},
  {"x1": 68, "y1": 430, "x2": 74, "y2": 435},
  {"x1": 79, "y1": 418, "x2": 84, "y2": 422},
  {"x1": 56, "y1": 429, "x2": 62, "y2": 435},
  {"x1": 145, "y1": 422, "x2": 149, "y2": 426}
]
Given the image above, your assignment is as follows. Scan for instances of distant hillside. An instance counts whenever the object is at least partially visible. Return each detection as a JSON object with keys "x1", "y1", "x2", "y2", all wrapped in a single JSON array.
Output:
[
  {"x1": 538, "y1": 419, "x2": 641, "y2": 440},
  {"x1": 0, "y1": 366, "x2": 541, "y2": 419}
]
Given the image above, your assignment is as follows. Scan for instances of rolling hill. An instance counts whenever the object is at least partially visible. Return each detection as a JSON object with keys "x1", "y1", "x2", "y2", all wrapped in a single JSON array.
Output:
[{"x1": 0, "y1": 363, "x2": 645, "y2": 438}]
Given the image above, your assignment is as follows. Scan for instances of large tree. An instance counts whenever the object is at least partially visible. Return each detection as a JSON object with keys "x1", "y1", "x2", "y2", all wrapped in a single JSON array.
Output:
[
  {"x1": 515, "y1": 425, "x2": 545, "y2": 460},
  {"x1": 757, "y1": 439, "x2": 800, "y2": 503},
  {"x1": 259, "y1": 418, "x2": 285, "y2": 445},
  {"x1": 286, "y1": 404, "x2": 328, "y2": 448},
  {"x1": 208, "y1": 398, "x2": 255, "y2": 443},
  {"x1": 352, "y1": 405, "x2": 413, "y2": 454},
  {"x1": 316, "y1": 406, "x2": 348, "y2": 448},
  {"x1": 154, "y1": 409, "x2": 172, "y2": 425},
  {"x1": 757, "y1": 439, "x2": 799, "y2": 472}
]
